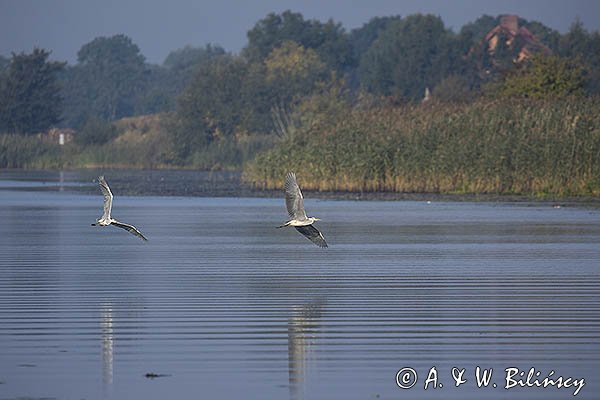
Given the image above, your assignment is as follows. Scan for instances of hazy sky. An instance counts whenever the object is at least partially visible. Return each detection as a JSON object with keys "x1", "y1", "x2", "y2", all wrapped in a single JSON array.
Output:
[{"x1": 1, "y1": 0, "x2": 599, "y2": 65}]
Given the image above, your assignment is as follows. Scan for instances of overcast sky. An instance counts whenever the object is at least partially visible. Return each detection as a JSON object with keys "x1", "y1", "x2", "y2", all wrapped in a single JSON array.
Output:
[{"x1": 1, "y1": 0, "x2": 598, "y2": 65}]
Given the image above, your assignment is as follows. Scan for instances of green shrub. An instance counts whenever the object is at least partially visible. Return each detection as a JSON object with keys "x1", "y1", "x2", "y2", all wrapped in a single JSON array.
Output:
[{"x1": 74, "y1": 117, "x2": 118, "y2": 146}]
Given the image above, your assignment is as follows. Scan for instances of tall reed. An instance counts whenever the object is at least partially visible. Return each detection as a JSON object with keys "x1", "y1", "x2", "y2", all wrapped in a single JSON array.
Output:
[
  {"x1": 0, "y1": 134, "x2": 64, "y2": 169},
  {"x1": 244, "y1": 97, "x2": 600, "y2": 196}
]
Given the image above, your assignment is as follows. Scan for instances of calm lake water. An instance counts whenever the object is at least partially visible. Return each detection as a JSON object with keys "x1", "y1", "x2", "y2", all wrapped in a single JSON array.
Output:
[{"x1": 0, "y1": 171, "x2": 599, "y2": 400}]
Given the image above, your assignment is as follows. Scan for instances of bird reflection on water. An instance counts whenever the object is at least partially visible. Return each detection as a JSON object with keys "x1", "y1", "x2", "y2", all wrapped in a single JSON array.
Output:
[
  {"x1": 101, "y1": 303, "x2": 114, "y2": 394},
  {"x1": 288, "y1": 299, "x2": 325, "y2": 400}
]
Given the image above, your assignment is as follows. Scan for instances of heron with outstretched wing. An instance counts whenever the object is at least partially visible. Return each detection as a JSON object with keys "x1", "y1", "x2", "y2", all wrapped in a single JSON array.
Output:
[
  {"x1": 277, "y1": 172, "x2": 327, "y2": 248},
  {"x1": 91, "y1": 176, "x2": 148, "y2": 241}
]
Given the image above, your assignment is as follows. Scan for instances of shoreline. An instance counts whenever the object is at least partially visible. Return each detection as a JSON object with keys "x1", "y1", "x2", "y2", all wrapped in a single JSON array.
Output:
[{"x1": 1, "y1": 168, "x2": 598, "y2": 207}]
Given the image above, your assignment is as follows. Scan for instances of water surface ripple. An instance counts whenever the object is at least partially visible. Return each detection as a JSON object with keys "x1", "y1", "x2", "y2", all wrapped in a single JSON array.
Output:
[{"x1": 0, "y1": 182, "x2": 598, "y2": 399}]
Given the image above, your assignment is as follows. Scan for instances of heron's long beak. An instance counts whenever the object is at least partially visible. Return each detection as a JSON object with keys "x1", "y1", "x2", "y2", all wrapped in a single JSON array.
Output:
[{"x1": 315, "y1": 218, "x2": 321, "y2": 221}]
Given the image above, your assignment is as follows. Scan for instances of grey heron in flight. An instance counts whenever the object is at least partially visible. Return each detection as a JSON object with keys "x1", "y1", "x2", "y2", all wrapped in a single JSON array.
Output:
[
  {"x1": 91, "y1": 176, "x2": 148, "y2": 241},
  {"x1": 277, "y1": 172, "x2": 328, "y2": 248}
]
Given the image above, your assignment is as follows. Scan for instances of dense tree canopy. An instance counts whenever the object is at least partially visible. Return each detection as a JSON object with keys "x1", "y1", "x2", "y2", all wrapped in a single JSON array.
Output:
[
  {"x1": 159, "y1": 45, "x2": 226, "y2": 105},
  {"x1": 2, "y1": 10, "x2": 599, "y2": 148},
  {"x1": 0, "y1": 48, "x2": 65, "y2": 134},
  {"x1": 359, "y1": 14, "x2": 462, "y2": 100},
  {"x1": 243, "y1": 10, "x2": 353, "y2": 72},
  {"x1": 132, "y1": 44, "x2": 227, "y2": 116},
  {"x1": 499, "y1": 54, "x2": 586, "y2": 98},
  {"x1": 264, "y1": 41, "x2": 328, "y2": 106},
  {"x1": 173, "y1": 55, "x2": 249, "y2": 158},
  {"x1": 61, "y1": 34, "x2": 147, "y2": 127},
  {"x1": 350, "y1": 16, "x2": 402, "y2": 62},
  {"x1": 0, "y1": 55, "x2": 9, "y2": 72},
  {"x1": 163, "y1": 44, "x2": 226, "y2": 70},
  {"x1": 559, "y1": 20, "x2": 600, "y2": 94},
  {"x1": 459, "y1": 15, "x2": 498, "y2": 48},
  {"x1": 346, "y1": 15, "x2": 402, "y2": 88}
]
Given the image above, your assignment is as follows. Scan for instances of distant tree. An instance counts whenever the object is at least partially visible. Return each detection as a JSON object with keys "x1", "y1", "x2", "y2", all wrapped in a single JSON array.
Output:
[
  {"x1": 559, "y1": 20, "x2": 590, "y2": 56},
  {"x1": 244, "y1": 76, "x2": 276, "y2": 133},
  {"x1": 0, "y1": 55, "x2": 9, "y2": 73},
  {"x1": 559, "y1": 20, "x2": 600, "y2": 94},
  {"x1": 163, "y1": 44, "x2": 226, "y2": 70},
  {"x1": 0, "y1": 48, "x2": 65, "y2": 134},
  {"x1": 243, "y1": 10, "x2": 352, "y2": 72},
  {"x1": 359, "y1": 14, "x2": 462, "y2": 101},
  {"x1": 173, "y1": 55, "x2": 249, "y2": 158},
  {"x1": 347, "y1": 16, "x2": 402, "y2": 88},
  {"x1": 157, "y1": 44, "x2": 227, "y2": 105},
  {"x1": 498, "y1": 54, "x2": 586, "y2": 98},
  {"x1": 350, "y1": 16, "x2": 402, "y2": 60},
  {"x1": 459, "y1": 15, "x2": 498, "y2": 48},
  {"x1": 61, "y1": 34, "x2": 146, "y2": 127},
  {"x1": 59, "y1": 65, "x2": 89, "y2": 128},
  {"x1": 264, "y1": 41, "x2": 328, "y2": 106},
  {"x1": 133, "y1": 64, "x2": 173, "y2": 114},
  {"x1": 525, "y1": 20, "x2": 561, "y2": 51},
  {"x1": 456, "y1": 14, "x2": 498, "y2": 87},
  {"x1": 122, "y1": 44, "x2": 227, "y2": 116}
]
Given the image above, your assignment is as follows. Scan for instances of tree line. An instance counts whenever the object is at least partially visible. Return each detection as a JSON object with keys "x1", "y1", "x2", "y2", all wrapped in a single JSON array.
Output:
[{"x1": 0, "y1": 11, "x2": 598, "y2": 171}]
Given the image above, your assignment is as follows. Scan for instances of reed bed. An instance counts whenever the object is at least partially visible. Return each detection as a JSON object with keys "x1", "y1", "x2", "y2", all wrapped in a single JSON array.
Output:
[
  {"x1": 244, "y1": 97, "x2": 600, "y2": 197},
  {"x1": 0, "y1": 134, "x2": 64, "y2": 169}
]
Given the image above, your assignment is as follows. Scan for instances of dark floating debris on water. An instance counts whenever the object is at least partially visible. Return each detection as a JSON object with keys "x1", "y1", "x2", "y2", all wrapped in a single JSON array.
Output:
[{"x1": 145, "y1": 372, "x2": 171, "y2": 379}]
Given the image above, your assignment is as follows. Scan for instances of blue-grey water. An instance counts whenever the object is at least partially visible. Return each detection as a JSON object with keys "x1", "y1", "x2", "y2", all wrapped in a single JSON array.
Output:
[{"x1": 0, "y1": 171, "x2": 599, "y2": 400}]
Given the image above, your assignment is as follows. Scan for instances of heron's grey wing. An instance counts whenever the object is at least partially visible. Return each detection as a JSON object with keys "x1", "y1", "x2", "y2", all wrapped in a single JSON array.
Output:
[
  {"x1": 98, "y1": 176, "x2": 113, "y2": 220},
  {"x1": 285, "y1": 172, "x2": 307, "y2": 220},
  {"x1": 294, "y1": 224, "x2": 328, "y2": 248},
  {"x1": 111, "y1": 220, "x2": 148, "y2": 241}
]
